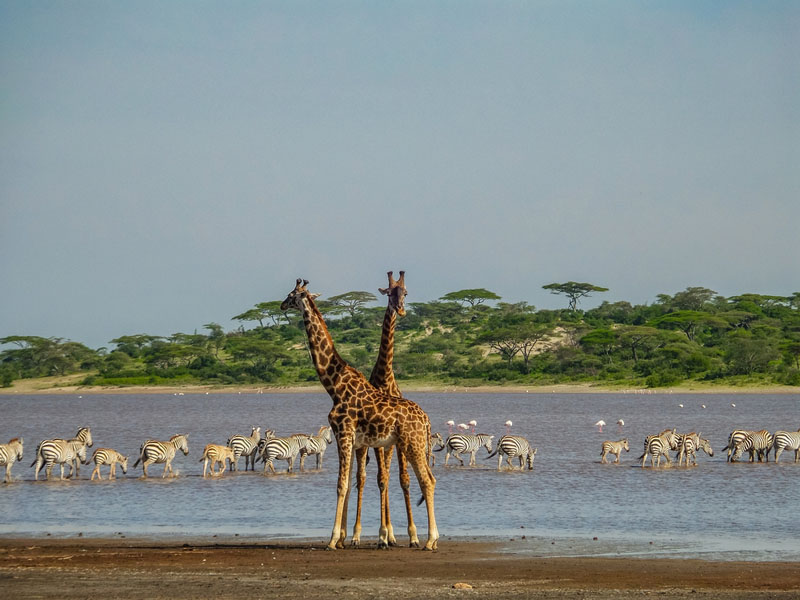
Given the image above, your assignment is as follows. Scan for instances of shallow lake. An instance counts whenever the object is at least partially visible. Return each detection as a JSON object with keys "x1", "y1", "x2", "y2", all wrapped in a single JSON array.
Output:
[{"x1": 0, "y1": 391, "x2": 798, "y2": 561}]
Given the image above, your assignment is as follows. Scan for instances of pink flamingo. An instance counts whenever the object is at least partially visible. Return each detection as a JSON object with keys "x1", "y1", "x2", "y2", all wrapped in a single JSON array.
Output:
[
  {"x1": 504, "y1": 420, "x2": 513, "y2": 435},
  {"x1": 468, "y1": 420, "x2": 477, "y2": 434},
  {"x1": 595, "y1": 420, "x2": 606, "y2": 433},
  {"x1": 446, "y1": 420, "x2": 455, "y2": 434}
]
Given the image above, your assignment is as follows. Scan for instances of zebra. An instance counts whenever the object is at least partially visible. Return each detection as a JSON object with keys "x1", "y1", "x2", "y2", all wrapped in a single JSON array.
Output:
[
  {"x1": 259, "y1": 435, "x2": 303, "y2": 474},
  {"x1": 90, "y1": 448, "x2": 129, "y2": 480},
  {"x1": 772, "y1": 429, "x2": 800, "y2": 463},
  {"x1": 429, "y1": 432, "x2": 444, "y2": 467},
  {"x1": 599, "y1": 438, "x2": 629, "y2": 464},
  {"x1": 133, "y1": 434, "x2": 189, "y2": 478},
  {"x1": 298, "y1": 426, "x2": 333, "y2": 471},
  {"x1": 31, "y1": 439, "x2": 89, "y2": 480},
  {"x1": 227, "y1": 426, "x2": 260, "y2": 471},
  {"x1": 731, "y1": 430, "x2": 774, "y2": 463},
  {"x1": 722, "y1": 429, "x2": 755, "y2": 462},
  {"x1": 434, "y1": 433, "x2": 494, "y2": 466},
  {"x1": 674, "y1": 432, "x2": 701, "y2": 465},
  {"x1": 39, "y1": 427, "x2": 93, "y2": 478},
  {"x1": 639, "y1": 428, "x2": 678, "y2": 468},
  {"x1": 199, "y1": 444, "x2": 236, "y2": 477},
  {"x1": 487, "y1": 434, "x2": 537, "y2": 470},
  {"x1": 677, "y1": 436, "x2": 713, "y2": 466},
  {"x1": 0, "y1": 438, "x2": 24, "y2": 483}
]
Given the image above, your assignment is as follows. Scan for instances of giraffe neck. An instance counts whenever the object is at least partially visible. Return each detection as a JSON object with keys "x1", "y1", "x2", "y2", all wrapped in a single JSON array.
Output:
[
  {"x1": 301, "y1": 296, "x2": 356, "y2": 399},
  {"x1": 369, "y1": 307, "x2": 400, "y2": 397}
]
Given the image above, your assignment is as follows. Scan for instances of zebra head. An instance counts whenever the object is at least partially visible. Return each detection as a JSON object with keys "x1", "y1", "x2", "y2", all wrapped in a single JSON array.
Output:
[
  {"x1": 252, "y1": 426, "x2": 261, "y2": 438},
  {"x1": 482, "y1": 435, "x2": 495, "y2": 455},
  {"x1": 11, "y1": 438, "x2": 24, "y2": 461},
  {"x1": 171, "y1": 434, "x2": 189, "y2": 456},
  {"x1": 526, "y1": 448, "x2": 537, "y2": 470},
  {"x1": 73, "y1": 441, "x2": 89, "y2": 464},
  {"x1": 621, "y1": 439, "x2": 630, "y2": 452},
  {"x1": 699, "y1": 438, "x2": 713, "y2": 457},
  {"x1": 120, "y1": 456, "x2": 129, "y2": 474},
  {"x1": 731, "y1": 441, "x2": 746, "y2": 462},
  {"x1": 322, "y1": 426, "x2": 333, "y2": 444},
  {"x1": 76, "y1": 427, "x2": 93, "y2": 448}
]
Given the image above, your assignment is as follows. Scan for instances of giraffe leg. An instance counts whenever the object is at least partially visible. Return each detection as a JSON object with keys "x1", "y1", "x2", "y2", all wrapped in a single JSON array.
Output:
[
  {"x1": 405, "y1": 444, "x2": 438, "y2": 551},
  {"x1": 351, "y1": 447, "x2": 368, "y2": 547},
  {"x1": 376, "y1": 447, "x2": 391, "y2": 549},
  {"x1": 396, "y1": 446, "x2": 419, "y2": 548},
  {"x1": 328, "y1": 437, "x2": 353, "y2": 550}
]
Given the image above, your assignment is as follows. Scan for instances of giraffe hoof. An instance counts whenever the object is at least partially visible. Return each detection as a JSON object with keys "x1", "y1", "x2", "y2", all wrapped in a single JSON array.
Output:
[
  {"x1": 349, "y1": 540, "x2": 360, "y2": 548},
  {"x1": 409, "y1": 540, "x2": 420, "y2": 549}
]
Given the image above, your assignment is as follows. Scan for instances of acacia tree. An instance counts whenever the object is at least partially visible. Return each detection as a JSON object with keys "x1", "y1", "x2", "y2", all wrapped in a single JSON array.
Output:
[
  {"x1": 543, "y1": 282, "x2": 608, "y2": 311},
  {"x1": 440, "y1": 288, "x2": 501, "y2": 308},
  {"x1": 326, "y1": 291, "x2": 377, "y2": 317}
]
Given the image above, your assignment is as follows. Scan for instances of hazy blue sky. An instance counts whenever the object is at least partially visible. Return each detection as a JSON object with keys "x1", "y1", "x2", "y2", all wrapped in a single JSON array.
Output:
[{"x1": 2, "y1": 2, "x2": 798, "y2": 349}]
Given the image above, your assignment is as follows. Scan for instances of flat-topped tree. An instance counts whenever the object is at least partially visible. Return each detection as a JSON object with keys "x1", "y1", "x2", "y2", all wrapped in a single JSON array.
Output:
[
  {"x1": 280, "y1": 279, "x2": 438, "y2": 551},
  {"x1": 543, "y1": 281, "x2": 608, "y2": 311}
]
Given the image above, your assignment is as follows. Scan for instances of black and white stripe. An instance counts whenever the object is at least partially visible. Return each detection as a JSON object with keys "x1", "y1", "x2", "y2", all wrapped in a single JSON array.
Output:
[
  {"x1": 639, "y1": 429, "x2": 678, "y2": 468},
  {"x1": 0, "y1": 438, "x2": 24, "y2": 483},
  {"x1": 298, "y1": 426, "x2": 333, "y2": 471},
  {"x1": 227, "y1": 426, "x2": 261, "y2": 471},
  {"x1": 600, "y1": 439, "x2": 629, "y2": 464},
  {"x1": 434, "y1": 433, "x2": 494, "y2": 466},
  {"x1": 31, "y1": 438, "x2": 89, "y2": 480},
  {"x1": 722, "y1": 429, "x2": 754, "y2": 462},
  {"x1": 731, "y1": 430, "x2": 774, "y2": 463},
  {"x1": 677, "y1": 435, "x2": 713, "y2": 466},
  {"x1": 90, "y1": 448, "x2": 128, "y2": 480},
  {"x1": 259, "y1": 435, "x2": 304, "y2": 473},
  {"x1": 487, "y1": 435, "x2": 537, "y2": 470},
  {"x1": 133, "y1": 434, "x2": 190, "y2": 478},
  {"x1": 772, "y1": 429, "x2": 800, "y2": 463}
]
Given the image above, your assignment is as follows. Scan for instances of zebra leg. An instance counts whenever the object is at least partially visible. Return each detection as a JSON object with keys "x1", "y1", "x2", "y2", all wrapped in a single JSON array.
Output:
[
  {"x1": 614, "y1": 452, "x2": 621, "y2": 464},
  {"x1": 162, "y1": 459, "x2": 171, "y2": 478},
  {"x1": 469, "y1": 450, "x2": 476, "y2": 467},
  {"x1": 350, "y1": 447, "x2": 368, "y2": 547},
  {"x1": 91, "y1": 465, "x2": 100, "y2": 481},
  {"x1": 4, "y1": 463, "x2": 11, "y2": 483},
  {"x1": 774, "y1": 447, "x2": 783, "y2": 463}
]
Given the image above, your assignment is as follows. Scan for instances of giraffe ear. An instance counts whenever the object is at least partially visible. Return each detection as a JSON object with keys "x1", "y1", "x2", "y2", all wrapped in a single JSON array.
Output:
[
  {"x1": 378, "y1": 287, "x2": 389, "y2": 296},
  {"x1": 308, "y1": 292, "x2": 321, "y2": 299}
]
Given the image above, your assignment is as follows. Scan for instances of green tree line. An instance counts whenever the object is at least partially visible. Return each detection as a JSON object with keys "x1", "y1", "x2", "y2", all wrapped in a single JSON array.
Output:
[{"x1": 2, "y1": 283, "x2": 800, "y2": 389}]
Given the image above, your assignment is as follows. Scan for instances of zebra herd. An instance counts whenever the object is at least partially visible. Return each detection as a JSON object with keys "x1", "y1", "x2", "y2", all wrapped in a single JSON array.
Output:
[
  {"x1": 722, "y1": 429, "x2": 800, "y2": 463},
  {"x1": 2, "y1": 424, "x2": 798, "y2": 483},
  {"x1": 0, "y1": 424, "x2": 335, "y2": 482},
  {"x1": 595, "y1": 426, "x2": 800, "y2": 468}
]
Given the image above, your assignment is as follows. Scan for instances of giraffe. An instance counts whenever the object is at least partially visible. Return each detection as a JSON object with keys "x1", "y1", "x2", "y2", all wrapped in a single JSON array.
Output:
[
  {"x1": 351, "y1": 271, "x2": 427, "y2": 548},
  {"x1": 280, "y1": 279, "x2": 438, "y2": 551}
]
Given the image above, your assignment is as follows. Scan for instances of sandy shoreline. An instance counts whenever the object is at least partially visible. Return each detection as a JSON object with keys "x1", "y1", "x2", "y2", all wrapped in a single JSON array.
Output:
[
  {"x1": 1, "y1": 537, "x2": 798, "y2": 599},
  {"x1": 2, "y1": 375, "x2": 799, "y2": 396}
]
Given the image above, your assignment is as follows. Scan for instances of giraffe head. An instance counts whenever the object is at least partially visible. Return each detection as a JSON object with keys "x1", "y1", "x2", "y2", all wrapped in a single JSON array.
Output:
[
  {"x1": 378, "y1": 270, "x2": 407, "y2": 317},
  {"x1": 280, "y1": 278, "x2": 320, "y2": 311}
]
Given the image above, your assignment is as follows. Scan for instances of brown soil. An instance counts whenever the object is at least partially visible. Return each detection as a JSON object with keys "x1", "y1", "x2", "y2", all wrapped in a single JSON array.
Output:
[{"x1": 1, "y1": 538, "x2": 797, "y2": 599}]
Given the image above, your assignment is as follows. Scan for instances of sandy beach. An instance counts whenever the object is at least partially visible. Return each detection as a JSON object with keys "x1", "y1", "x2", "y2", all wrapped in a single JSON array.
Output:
[
  {"x1": 2, "y1": 373, "x2": 799, "y2": 396},
  {"x1": 1, "y1": 537, "x2": 798, "y2": 599}
]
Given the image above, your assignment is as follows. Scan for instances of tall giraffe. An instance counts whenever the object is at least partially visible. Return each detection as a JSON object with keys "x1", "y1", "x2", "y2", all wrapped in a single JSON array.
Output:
[
  {"x1": 351, "y1": 271, "x2": 425, "y2": 548},
  {"x1": 280, "y1": 279, "x2": 438, "y2": 551}
]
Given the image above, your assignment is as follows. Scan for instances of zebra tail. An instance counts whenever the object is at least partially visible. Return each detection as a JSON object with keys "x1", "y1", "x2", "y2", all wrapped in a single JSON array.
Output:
[
  {"x1": 486, "y1": 448, "x2": 498, "y2": 459},
  {"x1": 433, "y1": 445, "x2": 445, "y2": 452},
  {"x1": 637, "y1": 452, "x2": 645, "y2": 460},
  {"x1": 416, "y1": 494, "x2": 425, "y2": 507}
]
